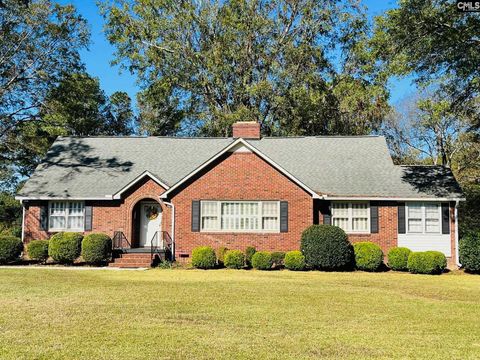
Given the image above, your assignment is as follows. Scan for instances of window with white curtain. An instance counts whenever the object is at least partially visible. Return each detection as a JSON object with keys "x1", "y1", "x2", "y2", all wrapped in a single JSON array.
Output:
[
  {"x1": 200, "y1": 201, "x2": 279, "y2": 232},
  {"x1": 48, "y1": 201, "x2": 84, "y2": 231},
  {"x1": 407, "y1": 202, "x2": 441, "y2": 234},
  {"x1": 331, "y1": 202, "x2": 370, "y2": 233}
]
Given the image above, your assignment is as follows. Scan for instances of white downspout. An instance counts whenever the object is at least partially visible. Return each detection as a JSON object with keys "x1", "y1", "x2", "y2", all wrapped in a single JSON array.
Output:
[
  {"x1": 455, "y1": 200, "x2": 460, "y2": 267},
  {"x1": 160, "y1": 200, "x2": 175, "y2": 261},
  {"x1": 21, "y1": 200, "x2": 25, "y2": 243}
]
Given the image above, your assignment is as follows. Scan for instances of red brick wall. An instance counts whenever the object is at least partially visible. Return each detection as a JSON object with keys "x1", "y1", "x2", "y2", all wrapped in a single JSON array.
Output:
[
  {"x1": 170, "y1": 152, "x2": 313, "y2": 258},
  {"x1": 23, "y1": 177, "x2": 169, "y2": 244}
]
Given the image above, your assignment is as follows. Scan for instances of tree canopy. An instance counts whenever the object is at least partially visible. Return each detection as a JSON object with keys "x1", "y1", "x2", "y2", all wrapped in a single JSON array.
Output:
[{"x1": 101, "y1": 0, "x2": 390, "y2": 136}]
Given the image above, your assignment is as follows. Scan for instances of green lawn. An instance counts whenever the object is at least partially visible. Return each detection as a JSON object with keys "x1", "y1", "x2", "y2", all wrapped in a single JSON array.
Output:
[{"x1": 0, "y1": 269, "x2": 479, "y2": 359}]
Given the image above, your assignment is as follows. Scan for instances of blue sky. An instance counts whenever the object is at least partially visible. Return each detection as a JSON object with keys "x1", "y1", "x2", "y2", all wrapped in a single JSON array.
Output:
[{"x1": 60, "y1": 0, "x2": 415, "y2": 109}]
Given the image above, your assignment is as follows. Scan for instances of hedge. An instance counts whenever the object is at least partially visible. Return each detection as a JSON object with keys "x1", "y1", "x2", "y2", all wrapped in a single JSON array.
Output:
[
  {"x1": 0, "y1": 236, "x2": 23, "y2": 264},
  {"x1": 27, "y1": 240, "x2": 49, "y2": 263},
  {"x1": 300, "y1": 225, "x2": 354, "y2": 270},
  {"x1": 459, "y1": 232, "x2": 480, "y2": 273},
  {"x1": 353, "y1": 242, "x2": 383, "y2": 271},
  {"x1": 224, "y1": 250, "x2": 245, "y2": 269},
  {"x1": 387, "y1": 247, "x2": 411, "y2": 271},
  {"x1": 81, "y1": 233, "x2": 112, "y2": 264},
  {"x1": 48, "y1": 232, "x2": 83, "y2": 264},
  {"x1": 407, "y1": 251, "x2": 447, "y2": 275},
  {"x1": 245, "y1": 246, "x2": 256, "y2": 267},
  {"x1": 271, "y1": 251, "x2": 286, "y2": 268},
  {"x1": 284, "y1": 251, "x2": 306, "y2": 271},
  {"x1": 192, "y1": 246, "x2": 217, "y2": 269},
  {"x1": 251, "y1": 251, "x2": 273, "y2": 270}
]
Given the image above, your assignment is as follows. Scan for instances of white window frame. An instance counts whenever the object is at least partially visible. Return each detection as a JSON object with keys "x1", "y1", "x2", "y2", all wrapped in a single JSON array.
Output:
[
  {"x1": 48, "y1": 201, "x2": 85, "y2": 232},
  {"x1": 406, "y1": 202, "x2": 442, "y2": 235},
  {"x1": 331, "y1": 201, "x2": 370, "y2": 234},
  {"x1": 200, "y1": 200, "x2": 280, "y2": 233}
]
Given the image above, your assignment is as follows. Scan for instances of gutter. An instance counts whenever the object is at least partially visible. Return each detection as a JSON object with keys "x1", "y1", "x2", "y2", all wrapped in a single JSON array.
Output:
[{"x1": 21, "y1": 200, "x2": 25, "y2": 243}]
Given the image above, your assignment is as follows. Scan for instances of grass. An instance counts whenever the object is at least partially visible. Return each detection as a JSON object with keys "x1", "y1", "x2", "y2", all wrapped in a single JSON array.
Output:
[{"x1": 0, "y1": 269, "x2": 479, "y2": 359}]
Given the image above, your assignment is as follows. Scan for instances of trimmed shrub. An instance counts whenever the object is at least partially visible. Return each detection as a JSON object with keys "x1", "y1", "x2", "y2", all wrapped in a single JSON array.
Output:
[
  {"x1": 271, "y1": 251, "x2": 286, "y2": 268},
  {"x1": 251, "y1": 251, "x2": 273, "y2": 270},
  {"x1": 284, "y1": 251, "x2": 306, "y2": 271},
  {"x1": 387, "y1": 247, "x2": 411, "y2": 271},
  {"x1": 300, "y1": 225, "x2": 354, "y2": 270},
  {"x1": 48, "y1": 232, "x2": 83, "y2": 264},
  {"x1": 245, "y1": 246, "x2": 256, "y2": 267},
  {"x1": 81, "y1": 233, "x2": 112, "y2": 265},
  {"x1": 459, "y1": 232, "x2": 480, "y2": 273},
  {"x1": 192, "y1": 246, "x2": 217, "y2": 269},
  {"x1": 0, "y1": 236, "x2": 23, "y2": 264},
  {"x1": 217, "y1": 246, "x2": 229, "y2": 267},
  {"x1": 27, "y1": 240, "x2": 49, "y2": 263},
  {"x1": 353, "y1": 242, "x2": 384, "y2": 271},
  {"x1": 407, "y1": 251, "x2": 447, "y2": 275},
  {"x1": 224, "y1": 250, "x2": 245, "y2": 269}
]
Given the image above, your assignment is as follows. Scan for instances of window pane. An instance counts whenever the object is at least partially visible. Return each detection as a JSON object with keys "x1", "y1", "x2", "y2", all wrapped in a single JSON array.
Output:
[
  {"x1": 262, "y1": 202, "x2": 278, "y2": 216},
  {"x1": 352, "y1": 218, "x2": 368, "y2": 231},
  {"x1": 221, "y1": 202, "x2": 259, "y2": 231},
  {"x1": 202, "y1": 216, "x2": 217, "y2": 230},
  {"x1": 333, "y1": 218, "x2": 349, "y2": 231},
  {"x1": 425, "y1": 219, "x2": 440, "y2": 233},
  {"x1": 50, "y1": 216, "x2": 65, "y2": 229},
  {"x1": 408, "y1": 203, "x2": 422, "y2": 219},
  {"x1": 201, "y1": 201, "x2": 217, "y2": 216},
  {"x1": 408, "y1": 218, "x2": 422, "y2": 233},
  {"x1": 352, "y1": 203, "x2": 368, "y2": 217},
  {"x1": 332, "y1": 203, "x2": 348, "y2": 217},
  {"x1": 425, "y1": 204, "x2": 439, "y2": 219}
]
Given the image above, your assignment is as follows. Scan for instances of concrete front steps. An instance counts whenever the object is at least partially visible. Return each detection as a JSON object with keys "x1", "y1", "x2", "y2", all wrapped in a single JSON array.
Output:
[{"x1": 109, "y1": 253, "x2": 152, "y2": 268}]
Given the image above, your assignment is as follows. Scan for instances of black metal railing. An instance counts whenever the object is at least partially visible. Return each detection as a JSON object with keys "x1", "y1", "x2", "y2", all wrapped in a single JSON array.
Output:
[
  {"x1": 113, "y1": 231, "x2": 131, "y2": 249},
  {"x1": 150, "y1": 231, "x2": 173, "y2": 262}
]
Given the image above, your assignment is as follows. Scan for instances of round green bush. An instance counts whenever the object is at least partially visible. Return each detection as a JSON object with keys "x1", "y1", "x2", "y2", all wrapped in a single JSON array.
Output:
[
  {"x1": 216, "y1": 246, "x2": 228, "y2": 267},
  {"x1": 407, "y1": 251, "x2": 447, "y2": 275},
  {"x1": 81, "y1": 233, "x2": 112, "y2": 264},
  {"x1": 48, "y1": 232, "x2": 83, "y2": 264},
  {"x1": 251, "y1": 251, "x2": 273, "y2": 270},
  {"x1": 459, "y1": 232, "x2": 480, "y2": 273},
  {"x1": 271, "y1": 251, "x2": 286, "y2": 268},
  {"x1": 245, "y1": 246, "x2": 256, "y2": 267},
  {"x1": 224, "y1": 250, "x2": 245, "y2": 269},
  {"x1": 284, "y1": 251, "x2": 306, "y2": 271},
  {"x1": 353, "y1": 242, "x2": 384, "y2": 271},
  {"x1": 300, "y1": 225, "x2": 354, "y2": 270},
  {"x1": 0, "y1": 236, "x2": 23, "y2": 264},
  {"x1": 27, "y1": 240, "x2": 49, "y2": 263},
  {"x1": 387, "y1": 247, "x2": 411, "y2": 271},
  {"x1": 191, "y1": 246, "x2": 217, "y2": 269}
]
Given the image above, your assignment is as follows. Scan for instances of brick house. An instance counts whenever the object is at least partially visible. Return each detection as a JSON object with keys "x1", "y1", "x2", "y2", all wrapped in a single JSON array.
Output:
[{"x1": 16, "y1": 121, "x2": 464, "y2": 267}]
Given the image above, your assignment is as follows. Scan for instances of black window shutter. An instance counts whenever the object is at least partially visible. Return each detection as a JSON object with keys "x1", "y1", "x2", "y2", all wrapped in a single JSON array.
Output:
[
  {"x1": 191, "y1": 200, "x2": 200, "y2": 232},
  {"x1": 398, "y1": 203, "x2": 406, "y2": 234},
  {"x1": 84, "y1": 205, "x2": 93, "y2": 231},
  {"x1": 441, "y1": 203, "x2": 450, "y2": 234},
  {"x1": 39, "y1": 205, "x2": 48, "y2": 231},
  {"x1": 280, "y1": 201, "x2": 288, "y2": 232},
  {"x1": 370, "y1": 202, "x2": 379, "y2": 233}
]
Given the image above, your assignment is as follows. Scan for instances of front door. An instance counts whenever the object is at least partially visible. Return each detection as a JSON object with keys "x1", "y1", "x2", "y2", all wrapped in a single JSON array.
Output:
[{"x1": 139, "y1": 202, "x2": 162, "y2": 247}]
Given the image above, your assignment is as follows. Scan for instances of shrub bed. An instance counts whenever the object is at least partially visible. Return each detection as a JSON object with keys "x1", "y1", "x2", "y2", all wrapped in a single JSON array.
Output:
[
  {"x1": 407, "y1": 251, "x2": 447, "y2": 275},
  {"x1": 251, "y1": 251, "x2": 272, "y2": 270},
  {"x1": 216, "y1": 246, "x2": 228, "y2": 267},
  {"x1": 192, "y1": 246, "x2": 217, "y2": 269},
  {"x1": 459, "y1": 232, "x2": 480, "y2": 273},
  {"x1": 271, "y1": 251, "x2": 285, "y2": 268},
  {"x1": 300, "y1": 225, "x2": 354, "y2": 270},
  {"x1": 284, "y1": 251, "x2": 306, "y2": 271},
  {"x1": 353, "y1": 242, "x2": 383, "y2": 271},
  {"x1": 81, "y1": 233, "x2": 112, "y2": 265},
  {"x1": 48, "y1": 232, "x2": 83, "y2": 264},
  {"x1": 245, "y1": 246, "x2": 256, "y2": 267},
  {"x1": 224, "y1": 250, "x2": 245, "y2": 269},
  {"x1": 27, "y1": 240, "x2": 49, "y2": 263},
  {"x1": 387, "y1": 247, "x2": 411, "y2": 271},
  {"x1": 0, "y1": 236, "x2": 23, "y2": 264}
]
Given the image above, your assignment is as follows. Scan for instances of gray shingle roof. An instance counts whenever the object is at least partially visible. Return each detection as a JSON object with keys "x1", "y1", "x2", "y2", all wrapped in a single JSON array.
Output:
[{"x1": 17, "y1": 135, "x2": 463, "y2": 199}]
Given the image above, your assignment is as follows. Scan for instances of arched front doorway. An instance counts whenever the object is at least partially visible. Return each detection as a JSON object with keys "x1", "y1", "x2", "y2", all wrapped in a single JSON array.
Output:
[{"x1": 131, "y1": 198, "x2": 162, "y2": 248}]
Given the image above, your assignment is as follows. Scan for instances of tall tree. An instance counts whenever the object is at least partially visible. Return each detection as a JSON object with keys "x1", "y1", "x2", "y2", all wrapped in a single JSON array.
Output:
[
  {"x1": 0, "y1": 0, "x2": 89, "y2": 188},
  {"x1": 371, "y1": 0, "x2": 480, "y2": 126},
  {"x1": 101, "y1": 0, "x2": 389, "y2": 136}
]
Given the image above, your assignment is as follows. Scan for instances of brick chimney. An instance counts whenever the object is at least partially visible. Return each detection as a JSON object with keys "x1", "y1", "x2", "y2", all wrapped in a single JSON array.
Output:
[{"x1": 232, "y1": 121, "x2": 261, "y2": 139}]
